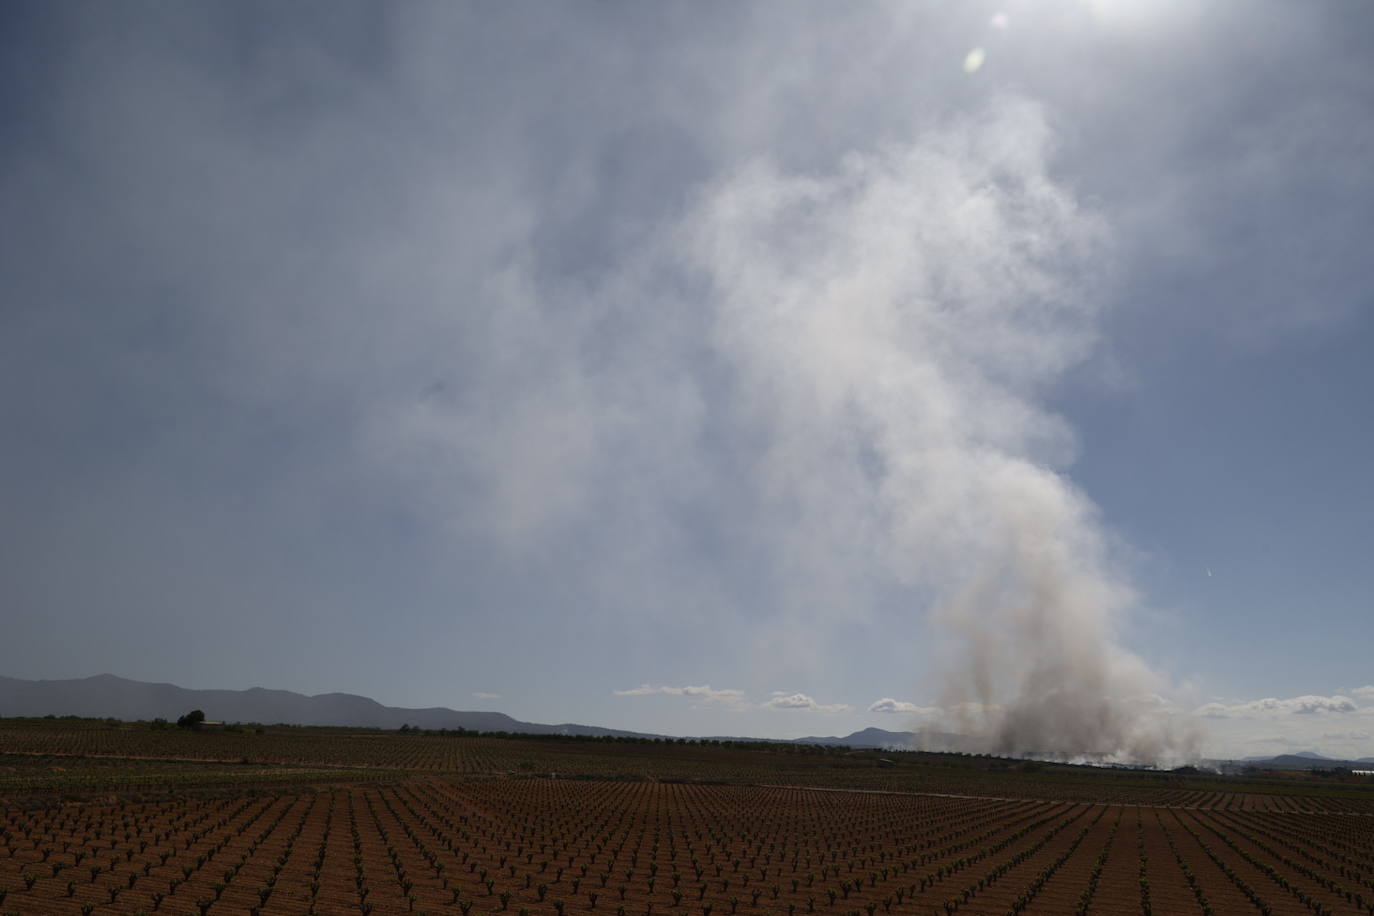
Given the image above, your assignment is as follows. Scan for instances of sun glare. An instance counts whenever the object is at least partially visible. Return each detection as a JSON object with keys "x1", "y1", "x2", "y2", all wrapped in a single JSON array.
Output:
[{"x1": 1079, "y1": 0, "x2": 1183, "y2": 30}]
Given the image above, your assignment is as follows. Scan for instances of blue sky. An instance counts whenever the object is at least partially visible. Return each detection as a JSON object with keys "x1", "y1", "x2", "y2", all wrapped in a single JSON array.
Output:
[{"x1": 2, "y1": 1, "x2": 1372, "y2": 761}]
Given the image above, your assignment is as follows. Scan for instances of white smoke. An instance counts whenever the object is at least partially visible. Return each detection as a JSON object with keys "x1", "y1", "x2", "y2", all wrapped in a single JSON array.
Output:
[
  {"x1": 665, "y1": 97, "x2": 1191, "y2": 763},
  {"x1": 1196, "y1": 695, "x2": 1359, "y2": 718}
]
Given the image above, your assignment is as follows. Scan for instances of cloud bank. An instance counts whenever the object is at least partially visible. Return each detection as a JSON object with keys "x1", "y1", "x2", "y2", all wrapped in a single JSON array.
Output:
[
  {"x1": 868, "y1": 699, "x2": 939, "y2": 716},
  {"x1": 766, "y1": 694, "x2": 851, "y2": 714},
  {"x1": 1190, "y1": 690, "x2": 1374, "y2": 760},
  {"x1": 615, "y1": 686, "x2": 850, "y2": 715},
  {"x1": 614, "y1": 685, "x2": 747, "y2": 706},
  {"x1": 1195, "y1": 695, "x2": 1361, "y2": 719}
]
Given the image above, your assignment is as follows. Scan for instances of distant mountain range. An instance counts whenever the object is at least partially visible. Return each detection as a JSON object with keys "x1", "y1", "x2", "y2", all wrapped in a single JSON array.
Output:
[
  {"x1": 0, "y1": 675, "x2": 935, "y2": 749},
  {"x1": 7, "y1": 676, "x2": 1368, "y2": 767},
  {"x1": 0, "y1": 674, "x2": 663, "y2": 738},
  {"x1": 1234, "y1": 751, "x2": 1374, "y2": 770}
]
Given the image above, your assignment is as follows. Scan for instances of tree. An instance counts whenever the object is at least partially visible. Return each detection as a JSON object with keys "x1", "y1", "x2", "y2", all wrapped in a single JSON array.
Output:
[{"x1": 177, "y1": 709, "x2": 206, "y2": 730}]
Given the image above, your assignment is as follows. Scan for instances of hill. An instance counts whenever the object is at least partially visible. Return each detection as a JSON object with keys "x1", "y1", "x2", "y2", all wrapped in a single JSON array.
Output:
[
  {"x1": 0, "y1": 674, "x2": 661, "y2": 738},
  {"x1": 788, "y1": 726, "x2": 993, "y2": 754},
  {"x1": 1228, "y1": 752, "x2": 1374, "y2": 770},
  {"x1": 2, "y1": 675, "x2": 977, "y2": 751}
]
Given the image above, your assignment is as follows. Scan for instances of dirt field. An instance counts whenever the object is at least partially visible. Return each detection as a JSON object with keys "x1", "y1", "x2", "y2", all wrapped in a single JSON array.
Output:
[{"x1": 2, "y1": 720, "x2": 1372, "y2": 915}]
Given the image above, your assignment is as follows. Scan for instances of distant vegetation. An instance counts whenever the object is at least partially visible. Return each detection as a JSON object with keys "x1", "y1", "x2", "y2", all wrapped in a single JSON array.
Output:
[
  {"x1": 175, "y1": 709, "x2": 205, "y2": 730},
  {"x1": 2, "y1": 715, "x2": 1370, "y2": 804}
]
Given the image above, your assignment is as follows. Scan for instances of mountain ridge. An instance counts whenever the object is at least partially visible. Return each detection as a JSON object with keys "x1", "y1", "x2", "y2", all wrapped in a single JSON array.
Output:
[
  {"x1": 11, "y1": 675, "x2": 1367, "y2": 766},
  {"x1": 0, "y1": 674, "x2": 949, "y2": 750},
  {"x1": 0, "y1": 674, "x2": 660, "y2": 739},
  {"x1": 1232, "y1": 752, "x2": 1374, "y2": 770}
]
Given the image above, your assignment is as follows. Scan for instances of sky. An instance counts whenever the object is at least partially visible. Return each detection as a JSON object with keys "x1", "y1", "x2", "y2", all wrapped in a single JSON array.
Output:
[{"x1": 2, "y1": 1, "x2": 1372, "y2": 762}]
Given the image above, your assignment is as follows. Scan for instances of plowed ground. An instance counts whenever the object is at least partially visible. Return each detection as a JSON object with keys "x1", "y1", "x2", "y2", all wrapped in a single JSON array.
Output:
[{"x1": 5, "y1": 778, "x2": 1374, "y2": 916}]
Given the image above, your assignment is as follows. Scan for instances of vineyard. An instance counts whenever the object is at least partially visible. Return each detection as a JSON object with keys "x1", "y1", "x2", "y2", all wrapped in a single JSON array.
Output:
[{"x1": 2, "y1": 719, "x2": 1373, "y2": 915}]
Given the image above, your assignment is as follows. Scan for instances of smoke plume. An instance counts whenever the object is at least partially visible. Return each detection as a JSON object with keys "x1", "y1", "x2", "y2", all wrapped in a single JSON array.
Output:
[{"x1": 663, "y1": 98, "x2": 1190, "y2": 762}]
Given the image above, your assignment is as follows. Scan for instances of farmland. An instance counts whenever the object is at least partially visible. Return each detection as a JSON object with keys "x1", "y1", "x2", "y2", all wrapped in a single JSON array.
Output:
[{"x1": 2, "y1": 719, "x2": 1372, "y2": 914}]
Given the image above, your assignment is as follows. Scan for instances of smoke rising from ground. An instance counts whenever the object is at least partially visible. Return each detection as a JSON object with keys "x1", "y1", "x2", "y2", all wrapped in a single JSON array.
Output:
[{"x1": 659, "y1": 98, "x2": 1191, "y2": 763}]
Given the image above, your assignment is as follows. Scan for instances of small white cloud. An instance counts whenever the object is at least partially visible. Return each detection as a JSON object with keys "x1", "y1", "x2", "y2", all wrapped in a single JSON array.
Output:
[
  {"x1": 1350, "y1": 686, "x2": 1374, "y2": 701},
  {"x1": 867, "y1": 698, "x2": 940, "y2": 716},
  {"x1": 615, "y1": 685, "x2": 661, "y2": 696},
  {"x1": 1194, "y1": 695, "x2": 1358, "y2": 719},
  {"x1": 472, "y1": 692, "x2": 501, "y2": 699},
  {"x1": 613, "y1": 684, "x2": 746, "y2": 705},
  {"x1": 765, "y1": 693, "x2": 850, "y2": 714}
]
